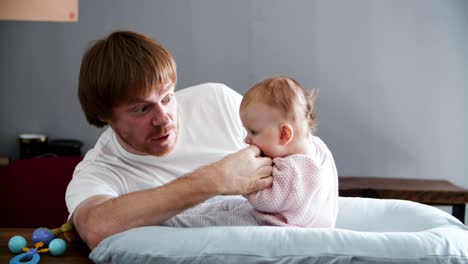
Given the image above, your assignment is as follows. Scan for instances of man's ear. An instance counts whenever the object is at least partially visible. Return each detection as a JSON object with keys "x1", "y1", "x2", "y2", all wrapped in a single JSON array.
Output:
[
  {"x1": 98, "y1": 113, "x2": 112, "y2": 123},
  {"x1": 98, "y1": 117, "x2": 109, "y2": 124},
  {"x1": 279, "y1": 124, "x2": 293, "y2": 145}
]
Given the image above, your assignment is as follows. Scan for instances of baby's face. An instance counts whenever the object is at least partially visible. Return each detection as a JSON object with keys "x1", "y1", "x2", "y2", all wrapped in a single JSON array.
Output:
[{"x1": 240, "y1": 103, "x2": 283, "y2": 158}]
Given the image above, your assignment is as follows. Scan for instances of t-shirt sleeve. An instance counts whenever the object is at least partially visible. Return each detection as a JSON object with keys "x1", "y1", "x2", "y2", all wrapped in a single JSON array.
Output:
[
  {"x1": 175, "y1": 83, "x2": 247, "y2": 150},
  {"x1": 65, "y1": 161, "x2": 122, "y2": 220},
  {"x1": 215, "y1": 83, "x2": 247, "y2": 147}
]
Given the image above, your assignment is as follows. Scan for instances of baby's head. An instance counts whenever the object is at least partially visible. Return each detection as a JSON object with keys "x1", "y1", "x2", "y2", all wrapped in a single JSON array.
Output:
[{"x1": 240, "y1": 77, "x2": 317, "y2": 158}]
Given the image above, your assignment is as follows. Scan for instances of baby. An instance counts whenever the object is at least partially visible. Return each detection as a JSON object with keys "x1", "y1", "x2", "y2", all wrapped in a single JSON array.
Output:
[
  {"x1": 163, "y1": 77, "x2": 338, "y2": 228},
  {"x1": 241, "y1": 77, "x2": 338, "y2": 228}
]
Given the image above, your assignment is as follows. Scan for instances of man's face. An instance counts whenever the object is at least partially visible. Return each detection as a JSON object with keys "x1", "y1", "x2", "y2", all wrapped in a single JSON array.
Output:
[{"x1": 106, "y1": 83, "x2": 178, "y2": 156}]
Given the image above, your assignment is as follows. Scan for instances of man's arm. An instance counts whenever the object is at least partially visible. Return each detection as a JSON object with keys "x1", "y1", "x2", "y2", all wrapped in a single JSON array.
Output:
[{"x1": 73, "y1": 146, "x2": 272, "y2": 249}]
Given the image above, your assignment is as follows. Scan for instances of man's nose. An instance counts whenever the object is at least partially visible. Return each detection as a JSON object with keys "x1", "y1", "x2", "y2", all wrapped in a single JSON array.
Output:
[
  {"x1": 244, "y1": 136, "x2": 251, "y2": 145},
  {"x1": 151, "y1": 105, "x2": 170, "y2": 127}
]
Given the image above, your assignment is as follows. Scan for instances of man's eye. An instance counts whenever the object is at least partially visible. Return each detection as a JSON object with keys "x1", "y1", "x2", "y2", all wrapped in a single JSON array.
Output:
[
  {"x1": 162, "y1": 94, "x2": 173, "y2": 104},
  {"x1": 135, "y1": 105, "x2": 150, "y2": 113},
  {"x1": 250, "y1": 130, "x2": 257, "y2": 136}
]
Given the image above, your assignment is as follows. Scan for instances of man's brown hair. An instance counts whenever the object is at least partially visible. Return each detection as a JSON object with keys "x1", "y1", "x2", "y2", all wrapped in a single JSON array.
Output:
[{"x1": 78, "y1": 30, "x2": 177, "y2": 127}]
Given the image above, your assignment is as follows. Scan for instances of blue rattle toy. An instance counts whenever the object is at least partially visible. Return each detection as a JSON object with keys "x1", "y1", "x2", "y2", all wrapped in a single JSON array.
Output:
[{"x1": 8, "y1": 223, "x2": 73, "y2": 264}]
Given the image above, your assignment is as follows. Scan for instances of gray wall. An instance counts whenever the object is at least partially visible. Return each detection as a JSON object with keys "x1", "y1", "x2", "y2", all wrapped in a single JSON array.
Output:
[{"x1": 1, "y1": 0, "x2": 467, "y2": 196}]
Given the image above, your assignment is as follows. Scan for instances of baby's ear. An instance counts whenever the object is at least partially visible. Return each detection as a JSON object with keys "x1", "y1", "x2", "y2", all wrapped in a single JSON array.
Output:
[{"x1": 279, "y1": 124, "x2": 293, "y2": 145}]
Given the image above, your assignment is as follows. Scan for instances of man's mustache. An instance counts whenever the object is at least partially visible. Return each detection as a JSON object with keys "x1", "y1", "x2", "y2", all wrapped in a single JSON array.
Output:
[{"x1": 150, "y1": 125, "x2": 175, "y2": 138}]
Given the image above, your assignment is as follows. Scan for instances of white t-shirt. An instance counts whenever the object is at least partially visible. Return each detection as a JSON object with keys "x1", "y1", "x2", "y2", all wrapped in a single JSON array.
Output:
[{"x1": 65, "y1": 83, "x2": 247, "y2": 218}]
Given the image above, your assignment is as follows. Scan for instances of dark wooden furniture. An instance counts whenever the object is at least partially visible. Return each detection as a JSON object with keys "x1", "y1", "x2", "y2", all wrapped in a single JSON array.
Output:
[
  {"x1": 339, "y1": 177, "x2": 468, "y2": 223},
  {"x1": 0, "y1": 156, "x2": 83, "y2": 228},
  {"x1": 0, "y1": 228, "x2": 92, "y2": 264}
]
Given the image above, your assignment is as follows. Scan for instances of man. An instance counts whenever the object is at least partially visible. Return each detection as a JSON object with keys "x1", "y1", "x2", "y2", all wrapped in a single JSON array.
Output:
[{"x1": 66, "y1": 30, "x2": 273, "y2": 249}]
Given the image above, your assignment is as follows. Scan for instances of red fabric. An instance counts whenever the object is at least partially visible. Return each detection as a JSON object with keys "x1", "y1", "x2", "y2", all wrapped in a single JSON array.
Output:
[{"x1": 0, "y1": 156, "x2": 82, "y2": 228}]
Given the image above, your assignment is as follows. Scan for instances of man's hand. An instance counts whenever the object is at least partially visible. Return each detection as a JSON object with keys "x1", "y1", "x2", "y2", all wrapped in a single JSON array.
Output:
[{"x1": 209, "y1": 145, "x2": 273, "y2": 195}]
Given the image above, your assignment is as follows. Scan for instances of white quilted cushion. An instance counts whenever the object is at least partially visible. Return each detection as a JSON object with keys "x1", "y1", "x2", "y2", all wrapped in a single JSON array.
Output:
[{"x1": 90, "y1": 197, "x2": 468, "y2": 264}]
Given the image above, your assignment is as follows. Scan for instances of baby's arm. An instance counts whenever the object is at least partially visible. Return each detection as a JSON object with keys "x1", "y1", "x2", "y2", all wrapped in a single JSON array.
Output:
[{"x1": 245, "y1": 159, "x2": 294, "y2": 212}]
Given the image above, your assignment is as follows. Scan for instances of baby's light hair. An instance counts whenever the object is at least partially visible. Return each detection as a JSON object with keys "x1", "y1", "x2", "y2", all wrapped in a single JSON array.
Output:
[{"x1": 241, "y1": 77, "x2": 318, "y2": 133}]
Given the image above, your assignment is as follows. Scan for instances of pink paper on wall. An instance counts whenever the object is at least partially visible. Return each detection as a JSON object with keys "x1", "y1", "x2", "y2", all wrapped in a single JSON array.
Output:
[{"x1": 0, "y1": 0, "x2": 78, "y2": 22}]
